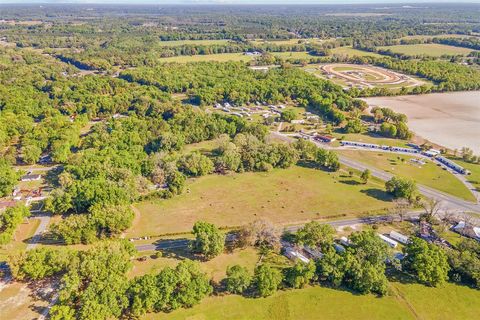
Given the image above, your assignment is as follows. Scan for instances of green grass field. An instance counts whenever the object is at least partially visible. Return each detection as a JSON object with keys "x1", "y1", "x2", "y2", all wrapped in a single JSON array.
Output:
[
  {"x1": 331, "y1": 46, "x2": 384, "y2": 58},
  {"x1": 128, "y1": 166, "x2": 393, "y2": 237},
  {"x1": 400, "y1": 34, "x2": 474, "y2": 41},
  {"x1": 378, "y1": 43, "x2": 475, "y2": 57},
  {"x1": 250, "y1": 38, "x2": 334, "y2": 46},
  {"x1": 142, "y1": 281, "x2": 480, "y2": 320},
  {"x1": 157, "y1": 53, "x2": 253, "y2": 63},
  {"x1": 272, "y1": 51, "x2": 316, "y2": 60},
  {"x1": 338, "y1": 150, "x2": 475, "y2": 202},
  {"x1": 158, "y1": 39, "x2": 231, "y2": 47}
]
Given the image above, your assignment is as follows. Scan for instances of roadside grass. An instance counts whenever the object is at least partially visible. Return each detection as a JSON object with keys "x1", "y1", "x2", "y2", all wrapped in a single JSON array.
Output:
[
  {"x1": 157, "y1": 53, "x2": 253, "y2": 63},
  {"x1": 332, "y1": 132, "x2": 411, "y2": 148},
  {"x1": 331, "y1": 46, "x2": 384, "y2": 58},
  {"x1": 337, "y1": 150, "x2": 476, "y2": 202},
  {"x1": 377, "y1": 43, "x2": 475, "y2": 57},
  {"x1": 449, "y1": 158, "x2": 480, "y2": 191},
  {"x1": 0, "y1": 218, "x2": 40, "y2": 261},
  {"x1": 128, "y1": 166, "x2": 393, "y2": 237}
]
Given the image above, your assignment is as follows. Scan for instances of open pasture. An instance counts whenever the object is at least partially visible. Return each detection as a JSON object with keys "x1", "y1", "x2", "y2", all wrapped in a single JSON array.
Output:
[
  {"x1": 143, "y1": 281, "x2": 480, "y2": 320},
  {"x1": 330, "y1": 46, "x2": 384, "y2": 58},
  {"x1": 378, "y1": 43, "x2": 475, "y2": 57},
  {"x1": 127, "y1": 166, "x2": 393, "y2": 237},
  {"x1": 158, "y1": 39, "x2": 232, "y2": 47},
  {"x1": 157, "y1": 53, "x2": 254, "y2": 63}
]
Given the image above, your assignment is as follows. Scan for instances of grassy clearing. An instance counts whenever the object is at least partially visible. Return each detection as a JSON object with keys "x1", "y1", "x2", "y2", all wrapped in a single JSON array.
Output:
[
  {"x1": 272, "y1": 51, "x2": 315, "y2": 60},
  {"x1": 157, "y1": 53, "x2": 253, "y2": 63},
  {"x1": 250, "y1": 38, "x2": 334, "y2": 46},
  {"x1": 400, "y1": 34, "x2": 474, "y2": 41},
  {"x1": 0, "y1": 218, "x2": 40, "y2": 261},
  {"x1": 158, "y1": 39, "x2": 231, "y2": 47},
  {"x1": 331, "y1": 46, "x2": 384, "y2": 58},
  {"x1": 338, "y1": 150, "x2": 475, "y2": 202},
  {"x1": 378, "y1": 43, "x2": 475, "y2": 57},
  {"x1": 128, "y1": 166, "x2": 393, "y2": 237},
  {"x1": 0, "y1": 281, "x2": 51, "y2": 320},
  {"x1": 129, "y1": 247, "x2": 259, "y2": 282}
]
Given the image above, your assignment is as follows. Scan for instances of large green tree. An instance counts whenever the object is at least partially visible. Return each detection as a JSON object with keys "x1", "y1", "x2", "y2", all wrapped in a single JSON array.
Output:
[
  {"x1": 254, "y1": 264, "x2": 283, "y2": 297},
  {"x1": 191, "y1": 221, "x2": 225, "y2": 259},
  {"x1": 0, "y1": 159, "x2": 19, "y2": 197},
  {"x1": 403, "y1": 237, "x2": 450, "y2": 286}
]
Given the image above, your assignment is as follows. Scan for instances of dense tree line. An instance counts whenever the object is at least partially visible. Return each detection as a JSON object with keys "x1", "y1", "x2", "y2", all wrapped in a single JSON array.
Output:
[{"x1": 121, "y1": 61, "x2": 357, "y2": 125}]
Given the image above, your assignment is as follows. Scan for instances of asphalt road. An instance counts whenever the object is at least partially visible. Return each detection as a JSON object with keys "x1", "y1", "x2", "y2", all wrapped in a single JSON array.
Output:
[
  {"x1": 26, "y1": 215, "x2": 51, "y2": 251},
  {"x1": 134, "y1": 213, "x2": 420, "y2": 252},
  {"x1": 270, "y1": 132, "x2": 480, "y2": 214}
]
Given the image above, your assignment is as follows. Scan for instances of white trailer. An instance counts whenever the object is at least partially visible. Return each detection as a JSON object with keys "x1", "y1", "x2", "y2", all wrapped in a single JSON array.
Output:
[
  {"x1": 389, "y1": 231, "x2": 409, "y2": 244},
  {"x1": 378, "y1": 233, "x2": 398, "y2": 248}
]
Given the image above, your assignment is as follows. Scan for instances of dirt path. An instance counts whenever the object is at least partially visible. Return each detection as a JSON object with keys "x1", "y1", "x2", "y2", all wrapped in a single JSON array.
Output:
[{"x1": 391, "y1": 284, "x2": 422, "y2": 320}]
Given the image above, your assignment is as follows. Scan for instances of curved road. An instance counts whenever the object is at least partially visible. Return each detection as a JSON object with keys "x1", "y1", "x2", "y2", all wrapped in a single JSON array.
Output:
[{"x1": 270, "y1": 131, "x2": 480, "y2": 214}]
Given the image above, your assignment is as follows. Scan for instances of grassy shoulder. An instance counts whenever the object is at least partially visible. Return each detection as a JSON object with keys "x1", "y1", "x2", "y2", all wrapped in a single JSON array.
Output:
[
  {"x1": 449, "y1": 158, "x2": 480, "y2": 192},
  {"x1": 127, "y1": 166, "x2": 393, "y2": 237},
  {"x1": 337, "y1": 150, "x2": 475, "y2": 202}
]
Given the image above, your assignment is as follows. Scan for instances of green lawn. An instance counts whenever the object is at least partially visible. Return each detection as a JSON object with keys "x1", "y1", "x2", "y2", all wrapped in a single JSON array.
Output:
[
  {"x1": 378, "y1": 43, "x2": 475, "y2": 57},
  {"x1": 128, "y1": 166, "x2": 393, "y2": 237},
  {"x1": 158, "y1": 53, "x2": 253, "y2": 63},
  {"x1": 142, "y1": 281, "x2": 480, "y2": 320},
  {"x1": 338, "y1": 150, "x2": 475, "y2": 202},
  {"x1": 331, "y1": 46, "x2": 384, "y2": 58}
]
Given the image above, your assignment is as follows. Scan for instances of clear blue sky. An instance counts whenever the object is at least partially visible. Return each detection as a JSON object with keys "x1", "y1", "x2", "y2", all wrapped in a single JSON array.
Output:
[{"x1": 1, "y1": 0, "x2": 479, "y2": 4}]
